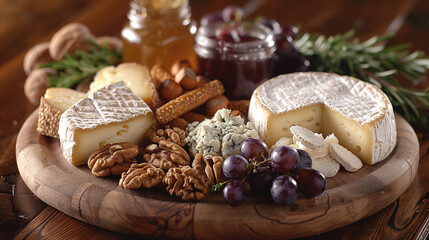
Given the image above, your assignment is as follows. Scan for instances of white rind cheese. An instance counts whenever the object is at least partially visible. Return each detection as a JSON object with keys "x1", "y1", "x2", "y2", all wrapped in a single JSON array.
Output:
[
  {"x1": 249, "y1": 72, "x2": 397, "y2": 165},
  {"x1": 37, "y1": 88, "x2": 87, "y2": 138},
  {"x1": 89, "y1": 63, "x2": 161, "y2": 110},
  {"x1": 59, "y1": 82, "x2": 155, "y2": 166}
]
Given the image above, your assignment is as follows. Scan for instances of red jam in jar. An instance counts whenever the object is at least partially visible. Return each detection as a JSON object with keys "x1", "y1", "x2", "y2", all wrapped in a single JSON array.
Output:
[{"x1": 194, "y1": 23, "x2": 276, "y2": 100}]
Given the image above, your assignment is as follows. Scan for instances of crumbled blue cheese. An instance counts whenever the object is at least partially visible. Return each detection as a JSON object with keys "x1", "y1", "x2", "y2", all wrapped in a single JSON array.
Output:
[{"x1": 186, "y1": 109, "x2": 259, "y2": 158}]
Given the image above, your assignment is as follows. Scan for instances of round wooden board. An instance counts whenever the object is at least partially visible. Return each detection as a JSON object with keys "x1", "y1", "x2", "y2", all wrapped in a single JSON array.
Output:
[{"x1": 16, "y1": 110, "x2": 419, "y2": 239}]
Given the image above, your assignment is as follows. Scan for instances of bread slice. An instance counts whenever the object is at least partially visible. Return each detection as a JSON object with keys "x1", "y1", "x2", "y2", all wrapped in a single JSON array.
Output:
[
  {"x1": 312, "y1": 155, "x2": 340, "y2": 178},
  {"x1": 330, "y1": 142, "x2": 363, "y2": 172},
  {"x1": 37, "y1": 88, "x2": 87, "y2": 138}
]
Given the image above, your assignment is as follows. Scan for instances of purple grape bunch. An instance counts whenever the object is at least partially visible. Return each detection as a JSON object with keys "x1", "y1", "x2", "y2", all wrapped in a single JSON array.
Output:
[{"x1": 217, "y1": 137, "x2": 327, "y2": 206}]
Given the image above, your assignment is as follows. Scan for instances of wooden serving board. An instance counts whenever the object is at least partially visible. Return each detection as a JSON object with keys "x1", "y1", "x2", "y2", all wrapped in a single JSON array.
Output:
[{"x1": 16, "y1": 110, "x2": 419, "y2": 239}]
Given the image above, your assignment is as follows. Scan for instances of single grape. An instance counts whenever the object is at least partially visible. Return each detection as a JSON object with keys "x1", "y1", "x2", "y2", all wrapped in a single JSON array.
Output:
[
  {"x1": 296, "y1": 149, "x2": 312, "y2": 169},
  {"x1": 240, "y1": 138, "x2": 269, "y2": 163},
  {"x1": 223, "y1": 180, "x2": 246, "y2": 205},
  {"x1": 223, "y1": 155, "x2": 249, "y2": 179},
  {"x1": 293, "y1": 168, "x2": 326, "y2": 198},
  {"x1": 222, "y1": 5, "x2": 245, "y2": 22},
  {"x1": 270, "y1": 146, "x2": 299, "y2": 174},
  {"x1": 281, "y1": 25, "x2": 299, "y2": 40},
  {"x1": 200, "y1": 12, "x2": 224, "y2": 26},
  {"x1": 271, "y1": 175, "x2": 298, "y2": 205},
  {"x1": 250, "y1": 166, "x2": 277, "y2": 196},
  {"x1": 256, "y1": 17, "x2": 282, "y2": 34}
]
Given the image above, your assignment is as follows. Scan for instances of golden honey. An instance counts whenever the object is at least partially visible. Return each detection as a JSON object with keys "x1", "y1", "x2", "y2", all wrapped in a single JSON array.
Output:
[{"x1": 121, "y1": 0, "x2": 197, "y2": 69}]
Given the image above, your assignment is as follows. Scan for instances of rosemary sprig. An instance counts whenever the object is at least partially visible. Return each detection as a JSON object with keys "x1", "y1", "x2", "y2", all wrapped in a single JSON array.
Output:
[
  {"x1": 40, "y1": 39, "x2": 122, "y2": 88},
  {"x1": 294, "y1": 30, "x2": 429, "y2": 131}
]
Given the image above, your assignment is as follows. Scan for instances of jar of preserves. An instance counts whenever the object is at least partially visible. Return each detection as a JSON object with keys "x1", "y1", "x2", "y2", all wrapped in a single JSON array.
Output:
[
  {"x1": 194, "y1": 22, "x2": 276, "y2": 100},
  {"x1": 121, "y1": 0, "x2": 197, "y2": 69}
]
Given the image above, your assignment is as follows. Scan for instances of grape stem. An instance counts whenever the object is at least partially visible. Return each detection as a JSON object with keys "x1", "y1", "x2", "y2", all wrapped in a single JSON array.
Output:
[{"x1": 210, "y1": 179, "x2": 231, "y2": 192}]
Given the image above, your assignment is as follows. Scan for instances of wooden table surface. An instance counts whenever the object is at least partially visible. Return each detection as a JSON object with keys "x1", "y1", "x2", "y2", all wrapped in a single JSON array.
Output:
[{"x1": 1, "y1": 0, "x2": 429, "y2": 239}]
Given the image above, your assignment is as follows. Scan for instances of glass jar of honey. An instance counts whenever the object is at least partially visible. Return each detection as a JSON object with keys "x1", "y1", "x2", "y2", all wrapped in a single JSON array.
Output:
[
  {"x1": 194, "y1": 22, "x2": 276, "y2": 100},
  {"x1": 121, "y1": 0, "x2": 197, "y2": 69}
]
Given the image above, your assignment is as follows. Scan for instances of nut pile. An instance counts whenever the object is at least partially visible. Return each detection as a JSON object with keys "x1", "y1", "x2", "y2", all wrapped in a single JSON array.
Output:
[{"x1": 88, "y1": 124, "x2": 226, "y2": 201}]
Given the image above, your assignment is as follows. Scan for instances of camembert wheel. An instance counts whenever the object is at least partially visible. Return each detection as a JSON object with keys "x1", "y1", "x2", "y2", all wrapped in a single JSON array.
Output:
[{"x1": 248, "y1": 72, "x2": 397, "y2": 165}]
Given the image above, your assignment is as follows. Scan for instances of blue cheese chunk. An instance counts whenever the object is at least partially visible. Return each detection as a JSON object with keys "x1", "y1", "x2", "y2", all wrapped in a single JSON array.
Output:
[{"x1": 186, "y1": 109, "x2": 259, "y2": 158}]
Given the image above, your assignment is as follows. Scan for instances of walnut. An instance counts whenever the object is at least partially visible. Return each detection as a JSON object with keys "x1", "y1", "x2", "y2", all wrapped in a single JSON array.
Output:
[
  {"x1": 192, "y1": 154, "x2": 225, "y2": 186},
  {"x1": 163, "y1": 166, "x2": 209, "y2": 201},
  {"x1": 119, "y1": 163, "x2": 165, "y2": 189},
  {"x1": 147, "y1": 125, "x2": 187, "y2": 147},
  {"x1": 23, "y1": 42, "x2": 53, "y2": 75},
  {"x1": 24, "y1": 68, "x2": 57, "y2": 105},
  {"x1": 168, "y1": 117, "x2": 189, "y2": 130},
  {"x1": 95, "y1": 36, "x2": 123, "y2": 51},
  {"x1": 88, "y1": 142, "x2": 139, "y2": 177},
  {"x1": 143, "y1": 140, "x2": 190, "y2": 171},
  {"x1": 49, "y1": 23, "x2": 95, "y2": 60}
]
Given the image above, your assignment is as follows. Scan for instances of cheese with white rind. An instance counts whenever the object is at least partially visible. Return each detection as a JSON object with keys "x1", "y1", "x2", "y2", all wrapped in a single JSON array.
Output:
[
  {"x1": 325, "y1": 133, "x2": 339, "y2": 146},
  {"x1": 290, "y1": 125, "x2": 328, "y2": 150},
  {"x1": 37, "y1": 88, "x2": 87, "y2": 138},
  {"x1": 89, "y1": 63, "x2": 161, "y2": 110},
  {"x1": 59, "y1": 82, "x2": 155, "y2": 166},
  {"x1": 330, "y1": 142, "x2": 363, "y2": 172},
  {"x1": 249, "y1": 72, "x2": 397, "y2": 165},
  {"x1": 312, "y1": 155, "x2": 340, "y2": 178},
  {"x1": 295, "y1": 141, "x2": 329, "y2": 159}
]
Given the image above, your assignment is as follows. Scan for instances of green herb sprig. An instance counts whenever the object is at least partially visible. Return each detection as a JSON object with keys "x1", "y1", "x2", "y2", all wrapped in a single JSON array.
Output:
[
  {"x1": 40, "y1": 39, "x2": 122, "y2": 88},
  {"x1": 294, "y1": 30, "x2": 429, "y2": 131}
]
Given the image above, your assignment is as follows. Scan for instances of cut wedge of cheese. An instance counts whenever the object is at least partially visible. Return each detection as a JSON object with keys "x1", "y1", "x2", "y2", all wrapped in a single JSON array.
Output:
[
  {"x1": 59, "y1": 82, "x2": 155, "y2": 166},
  {"x1": 330, "y1": 142, "x2": 363, "y2": 172},
  {"x1": 89, "y1": 63, "x2": 161, "y2": 110},
  {"x1": 249, "y1": 72, "x2": 397, "y2": 165},
  {"x1": 312, "y1": 155, "x2": 340, "y2": 178},
  {"x1": 37, "y1": 88, "x2": 87, "y2": 138}
]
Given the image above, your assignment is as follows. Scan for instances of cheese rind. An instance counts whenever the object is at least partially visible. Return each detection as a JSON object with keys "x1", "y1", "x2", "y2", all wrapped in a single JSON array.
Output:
[
  {"x1": 89, "y1": 63, "x2": 161, "y2": 110},
  {"x1": 249, "y1": 72, "x2": 397, "y2": 165},
  {"x1": 37, "y1": 88, "x2": 87, "y2": 138},
  {"x1": 59, "y1": 82, "x2": 155, "y2": 166}
]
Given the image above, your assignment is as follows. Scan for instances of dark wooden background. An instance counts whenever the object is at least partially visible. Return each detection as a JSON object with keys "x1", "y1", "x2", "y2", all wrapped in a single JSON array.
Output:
[{"x1": 1, "y1": 0, "x2": 429, "y2": 239}]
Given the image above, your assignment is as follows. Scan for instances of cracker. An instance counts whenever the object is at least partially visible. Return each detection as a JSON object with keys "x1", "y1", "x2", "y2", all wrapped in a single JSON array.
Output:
[{"x1": 155, "y1": 80, "x2": 224, "y2": 124}]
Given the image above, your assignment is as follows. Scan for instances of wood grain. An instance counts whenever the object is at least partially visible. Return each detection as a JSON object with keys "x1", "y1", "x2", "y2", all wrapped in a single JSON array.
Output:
[
  {"x1": 13, "y1": 206, "x2": 135, "y2": 240},
  {"x1": 15, "y1": 110, "x2": 419, "y2": 239}
]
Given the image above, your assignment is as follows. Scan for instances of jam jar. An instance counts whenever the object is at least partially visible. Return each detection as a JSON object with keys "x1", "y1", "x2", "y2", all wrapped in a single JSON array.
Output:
[
  {"x1": 194, "y1": 22, "x2": 276, "y2": 100},
  {"x1": 121, "y1": 0, "x2": 197, "y2": 69}
]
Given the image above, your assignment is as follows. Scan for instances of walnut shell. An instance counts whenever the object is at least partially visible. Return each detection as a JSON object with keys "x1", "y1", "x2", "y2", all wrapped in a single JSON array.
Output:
[
  {"x1": 24, "y1": 68, "x2": 56, "y2": 105},
  {"x1": 23, "y1": 42, "x2": 53, "y2": 75},
  {"x1": 96, "y1": 36, "x2": 123, "y2": 51},
  {"x1": 49, "y1": 22, "x2": 95, "y2": 60}
]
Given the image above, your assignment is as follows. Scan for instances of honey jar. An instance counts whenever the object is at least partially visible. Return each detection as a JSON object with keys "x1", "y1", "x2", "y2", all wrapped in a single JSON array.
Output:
[{"x1": 121, "y1": 0, "x2": 197, "y2": 69}]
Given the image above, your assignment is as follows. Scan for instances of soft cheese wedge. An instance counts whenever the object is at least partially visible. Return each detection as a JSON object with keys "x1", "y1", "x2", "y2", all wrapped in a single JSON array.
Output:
[
  {"x1": 249, "y1": 72, "x2": 397, "y2": 165},
  {"x1": 89, "y1": 63, "x2": 161, "y2": 110},
  {"x1": 37, "y1": 88, "x2": 87, "y2": 138},
  {"x1": 59, "y1": 82, "x2": 155, "y2": 166}
]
